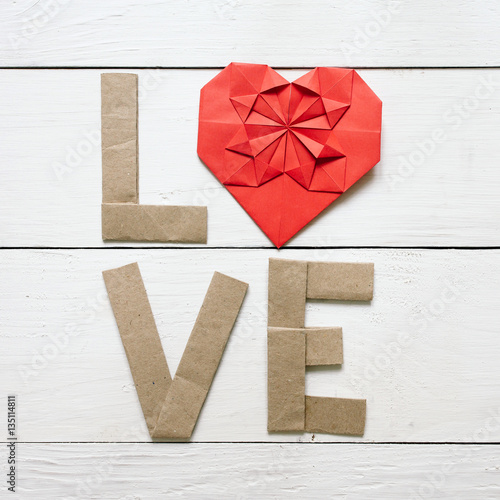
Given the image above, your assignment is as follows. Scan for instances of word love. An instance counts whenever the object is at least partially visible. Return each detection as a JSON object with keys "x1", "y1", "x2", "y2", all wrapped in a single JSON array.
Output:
[{"x1": 103, "y1": 259, "x2": 374, "y2": 439}]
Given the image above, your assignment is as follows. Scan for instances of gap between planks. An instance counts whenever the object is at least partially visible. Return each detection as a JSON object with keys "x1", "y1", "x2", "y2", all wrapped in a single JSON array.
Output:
[
  {"x1": 1, "y1": 246, "x2": 500, "y2": 251},
  {"x1": 2, "y1": 441, "x2": 500, "y2": 445},
  {"x1": 1, "y1": 66, "x2": 500, "y2": 70}
]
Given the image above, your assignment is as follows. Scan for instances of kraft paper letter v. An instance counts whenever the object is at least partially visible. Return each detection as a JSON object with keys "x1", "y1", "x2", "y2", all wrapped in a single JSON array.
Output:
[
  {"x1": 101, "y1": 73, "x2": 207, "y2": 243},
  {"x1": 103, "y1": 262, "x2": 248, "y2": 439}
]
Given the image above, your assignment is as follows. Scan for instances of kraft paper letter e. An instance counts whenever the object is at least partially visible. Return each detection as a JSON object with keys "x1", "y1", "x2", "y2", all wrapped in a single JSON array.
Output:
[{"x1": 267, "y1": 258, "x2": 372, "y2": 435}]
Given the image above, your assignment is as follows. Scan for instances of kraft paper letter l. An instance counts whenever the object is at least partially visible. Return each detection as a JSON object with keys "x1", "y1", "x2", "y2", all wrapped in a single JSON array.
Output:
[{"x1": 101, "y1": 73, "x2": 207, "y2": 243}]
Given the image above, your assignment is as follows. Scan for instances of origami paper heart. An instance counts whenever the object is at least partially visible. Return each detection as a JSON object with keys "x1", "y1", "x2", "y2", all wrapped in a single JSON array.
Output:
[{"x1": 198, "y1": 63, "x2": 382, "y2": 247}]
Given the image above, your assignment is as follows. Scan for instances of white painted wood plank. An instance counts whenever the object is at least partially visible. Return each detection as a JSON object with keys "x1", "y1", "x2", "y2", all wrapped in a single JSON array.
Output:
[
  {"x1": 1, "y1": 1, "x2": 500, "y2": 68},
  {"x1": 2, "y1": 443, "x2": 499, "y2": 499},
  {"x1": 1, "y1": 248, "x2": 500, "y2": 442},
  {"x1": 1, "y1": 69, "x2": 500, "y2": 248}
]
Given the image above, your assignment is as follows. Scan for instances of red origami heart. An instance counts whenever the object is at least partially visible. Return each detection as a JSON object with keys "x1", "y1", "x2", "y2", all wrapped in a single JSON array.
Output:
[{"x1": 198, "y1": 63, "x2": 382, "y2": 247}]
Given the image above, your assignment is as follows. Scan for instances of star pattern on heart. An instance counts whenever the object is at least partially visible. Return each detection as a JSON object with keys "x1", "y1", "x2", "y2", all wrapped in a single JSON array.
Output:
[
  {"x1": 224, "y1": 65, "x2": 351, "y2": 193},
  {"x1": 198, "y1": 63, "x2": 382, "y2": 247}
]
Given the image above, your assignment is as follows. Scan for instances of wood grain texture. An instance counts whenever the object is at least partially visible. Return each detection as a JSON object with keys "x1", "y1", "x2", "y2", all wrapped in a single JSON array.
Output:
[
  {"x1": 1, "y1": 248, "x2": 499, "y2": 443},
  {"x1": 1, "y1": 68, "x2": 500, "y2": 248},
  {"x1": 1, "y1": 1, "x2": 500, "y2": 67},
  {"x1": 1, "y1": 443, "x2": 499, "y2": 499},
  {"x1": 2, "y1": 2, "x2": 500, "y2": 496}
]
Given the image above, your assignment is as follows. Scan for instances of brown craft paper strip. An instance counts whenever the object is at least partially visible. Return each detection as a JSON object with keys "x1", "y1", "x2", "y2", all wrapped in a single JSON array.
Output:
[
  {"x1": 101, "y1": 73, "x2": 138, "y2": 203},
  {"x1": 268, "y1": 258, "x2": 308, "y2": 328},
  {"x1": 305, "y1": 396, "x2": 366, "y2": 436},
  {"x1": 305, "y1": 327, "x2": 343, "y2": 366},
  {"x1": 102, "y1": 203, "x2": 208, "y2": 243},
  {"x1": 102, "y1": 262, "x2": 172, "y2": 435},
  {"x1": 267, "y1": 327, "x2": 306, "y2": 432},
  {"x1": 101, "y1": 72, "x2": 207, "y2": 243},
  {"x1": 152, "y1": 272, "x2": 248, "y2": 439},
  {"x1": 307, "y1": 262, "x2": 374, "y2": 301}
]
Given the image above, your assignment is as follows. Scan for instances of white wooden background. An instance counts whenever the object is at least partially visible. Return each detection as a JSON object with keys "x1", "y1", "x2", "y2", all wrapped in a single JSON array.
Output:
[{"x1": 1, "y1": 1, "x2": 500, "y2": 498}]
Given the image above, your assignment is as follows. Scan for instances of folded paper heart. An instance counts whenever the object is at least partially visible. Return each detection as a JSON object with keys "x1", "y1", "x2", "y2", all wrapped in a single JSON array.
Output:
[{"x1": 198, "y1": 63, "x2": 382, "y2": 247}]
